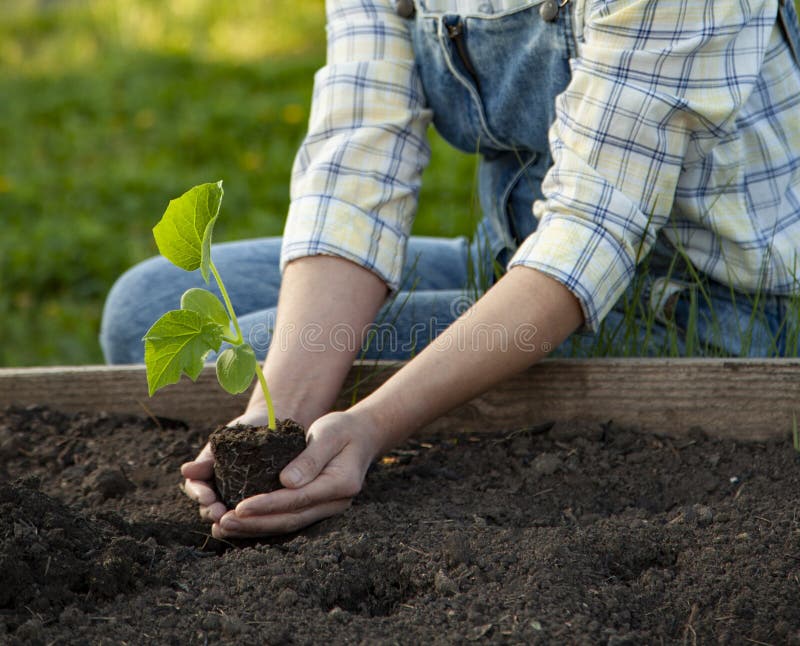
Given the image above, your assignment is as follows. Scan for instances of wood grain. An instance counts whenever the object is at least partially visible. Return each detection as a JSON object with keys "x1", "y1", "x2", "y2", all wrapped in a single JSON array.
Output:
[{"x1": 0, "y1": 359, "x2": 798, "y2": 440}]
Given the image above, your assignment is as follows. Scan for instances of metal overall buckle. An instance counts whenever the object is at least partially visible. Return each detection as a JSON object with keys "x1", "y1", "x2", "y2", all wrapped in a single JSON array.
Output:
[
  {"x1": 394, "y1": 0, "x2": 415, "y2": 18},
  {"x1": 540, "y1": 0, "x2": 570, "y2": 23}
]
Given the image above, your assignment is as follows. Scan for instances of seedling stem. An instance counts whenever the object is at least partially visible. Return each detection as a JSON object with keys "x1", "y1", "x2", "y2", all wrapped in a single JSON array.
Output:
[
  {"x1": 210, "y1": 262, "x2": 243, "y2": 343},
  {"x1": 210, "y1": 260, "x2": 277, "y2": 430}
]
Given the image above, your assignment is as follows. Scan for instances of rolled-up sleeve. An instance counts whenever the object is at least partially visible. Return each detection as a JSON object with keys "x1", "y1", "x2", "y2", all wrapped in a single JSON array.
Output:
[
  {"x1": 280, "y1": 0, "x2": 433, "y2": 290},
  {"x1": 507, "y1": 0, "x2": 773, "y2": 330}
]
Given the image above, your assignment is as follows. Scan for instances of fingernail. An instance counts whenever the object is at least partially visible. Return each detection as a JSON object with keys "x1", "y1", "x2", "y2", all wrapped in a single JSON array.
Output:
[
  {"x1": 220, "y1": 516, "x2": 240, "y2": 530},
  {"x1": 235, "y1": 504, "x2": 254, "y2": 517},
  {"x1": 284, "y1": 467, "x2": 303, "y2": 487}
]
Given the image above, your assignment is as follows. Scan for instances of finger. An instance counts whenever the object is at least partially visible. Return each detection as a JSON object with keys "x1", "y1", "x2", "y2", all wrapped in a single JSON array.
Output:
[
  {"x1": 199, "y1": 501, "x2": 227, "y2": 523},
  {"x1": 182, "y1": 477, "x2": 219, "y2": 507},
  {"x1": 279, "y1": 427, "x2": 348, "y2": 489},
  {"x1": 230, "y1": 408, "x2": 271, "y2": 427},
  {"x1": 236, "y1": 467, "x2": 362, "y2": 517},
  {"x1": 213, "y1": 499, "x2": 352, "y2": 538},
  {"x1": 180, "y1": 443, "x2": 215, "y2": 480}
]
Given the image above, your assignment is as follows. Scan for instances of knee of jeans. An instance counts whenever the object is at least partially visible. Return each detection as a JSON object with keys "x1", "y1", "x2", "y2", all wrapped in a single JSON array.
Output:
[
  {"x1": 238, "y1": 309, "x2": 277, "y2": 360},
  {"x1": 100, "y1": 256, "x2": 178, "y2": 364}
]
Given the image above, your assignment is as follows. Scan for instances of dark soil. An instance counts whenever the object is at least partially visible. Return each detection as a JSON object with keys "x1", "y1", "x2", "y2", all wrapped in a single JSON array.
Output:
[
  {"x1": 210, "y1": 419, "x2": 306, "y2": 508},
  {"x1": 1, "y1": 405, "x2": 798, "y2": 645}
]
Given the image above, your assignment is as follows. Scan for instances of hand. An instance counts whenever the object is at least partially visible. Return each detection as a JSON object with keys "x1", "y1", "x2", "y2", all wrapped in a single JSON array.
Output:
[
  {"x1": 211, "y1": 410, "x2": 381, "y2": 538},
  {"x1": 180, "y1": 406, "x2": 272, "y2": 524}
]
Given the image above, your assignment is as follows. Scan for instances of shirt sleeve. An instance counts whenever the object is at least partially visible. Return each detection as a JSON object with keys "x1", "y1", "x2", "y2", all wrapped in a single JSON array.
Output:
[
  {"x1": 280, "y1": 0, "x2": 433, "y2": 291},
  {"x1": 507, "y1": 0, "x2": 774, "y2": 331}
]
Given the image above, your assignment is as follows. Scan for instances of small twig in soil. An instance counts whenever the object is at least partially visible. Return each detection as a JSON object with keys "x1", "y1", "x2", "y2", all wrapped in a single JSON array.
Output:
[
  {"x1": 644, "y1": 604, "x2": 671, "y2": 617},
  {"x1": 90, "y1": 616, "x2": 131, "y2": 621},
  {"x1": 662, "y1": 438, "x2": 682, "y2": 459},
  {"x1": 137, "y1": 400, "x2": 163, "y2": 431},
  {"x1": 562, "y1": 508, "x2": 578, "y2": 524},
  {"x1": 199, "y1": 533, "x2": 214, "y2": 551},
  {"x1": 24, "y1": 606, "x2": 44, "y2": 622},
  {"x1": 492, "y1": 422, "x2": 555, "y2": 444},
  {"x1": 682, "y1": 603, "x2": 698, "y2": 646},
  {"x1": 200, "y1": 531, "x2": 236, "y2": 550},
  {"x1": 668, "y1": 512, "x2": 685, "y2": 525},
  {"x1": 399, "y1": 541, "x2": 429, "y2": 556},
  {"x1": 147, "y1": 544, "x2": 157, "y2": 574}
]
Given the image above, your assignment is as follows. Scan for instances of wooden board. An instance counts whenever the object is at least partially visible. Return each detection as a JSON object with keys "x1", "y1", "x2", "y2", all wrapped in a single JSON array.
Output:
[{"x1": 0, "y1": 359, "x2": 798, "y2": 441}]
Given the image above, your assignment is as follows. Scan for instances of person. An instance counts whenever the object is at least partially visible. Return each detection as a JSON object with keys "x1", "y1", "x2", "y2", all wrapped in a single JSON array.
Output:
[{"x1": 100, "y1": 0, "x2": 800, "y2": 538}]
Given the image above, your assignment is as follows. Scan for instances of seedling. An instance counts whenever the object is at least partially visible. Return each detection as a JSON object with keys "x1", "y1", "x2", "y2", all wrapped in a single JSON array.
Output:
[
  {"x1": 793, "y1": 412, "x2": 800, "y2": 454},
  {"x1": 142, "y1": 181, "x2": 277, "y2": 430}
]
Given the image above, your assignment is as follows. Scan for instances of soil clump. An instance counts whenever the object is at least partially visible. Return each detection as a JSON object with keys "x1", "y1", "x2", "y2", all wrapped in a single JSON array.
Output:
[{"x1": 210, "y1": 419, "x2": 306, "y2": 508}]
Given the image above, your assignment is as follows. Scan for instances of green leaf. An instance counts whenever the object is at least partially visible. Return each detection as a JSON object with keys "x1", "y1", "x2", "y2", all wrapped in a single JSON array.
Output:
[
  {"x1": 143, "y1": 309, "x2": 224, "y2": 396},
  {"x1": 216, "y1": 343, "x2": 257, "y2": 395},
  {"x1": 152, "y1": 181, "x2": 223, "y2": 282},
  {"x1": 181, "y1": 287, "x2": 230, "y2": 329}
]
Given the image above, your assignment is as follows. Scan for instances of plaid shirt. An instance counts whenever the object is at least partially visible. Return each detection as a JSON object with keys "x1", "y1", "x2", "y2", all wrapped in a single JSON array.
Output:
[{"x1": 281, "y1": 0, "x2": 800, "y2": 331}]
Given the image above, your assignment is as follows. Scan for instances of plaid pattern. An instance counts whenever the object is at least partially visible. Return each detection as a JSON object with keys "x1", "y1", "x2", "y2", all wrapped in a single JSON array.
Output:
[
  {"x1": 281, "y1": 0, "x2": 432, "y2": 288},
  {"x1": 282, "y1": 0, "x2": 800, "y2": 331}
]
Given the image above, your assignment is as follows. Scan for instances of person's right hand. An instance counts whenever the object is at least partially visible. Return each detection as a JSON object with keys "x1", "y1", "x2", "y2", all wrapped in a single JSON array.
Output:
[{"x1": 180, "y1": 406, "x2": 272, "y2": 524}]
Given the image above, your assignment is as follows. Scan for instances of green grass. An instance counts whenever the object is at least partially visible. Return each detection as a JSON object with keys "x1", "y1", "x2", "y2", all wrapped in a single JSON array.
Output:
[{"x1": 0, "y1": 0, "x2": 476, "y2": 366}]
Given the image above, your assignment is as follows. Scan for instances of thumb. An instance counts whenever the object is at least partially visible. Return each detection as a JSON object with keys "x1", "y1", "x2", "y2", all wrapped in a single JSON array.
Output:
[
  {"x1": 280, "y1": 421, "x2": 347, "y2": 488},
  {"x1": 181, "y1": 443, "x2": 215, "y2": 479}
]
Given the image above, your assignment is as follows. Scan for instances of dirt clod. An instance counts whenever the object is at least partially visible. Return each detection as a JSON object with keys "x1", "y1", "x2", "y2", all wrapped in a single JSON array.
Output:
[
  {"x1": 210, "y1": 419, "x2": 306, "y2": 508},
  {"x1": 531, "y1": 451, "x2": 561, "y2": 475},
  {"x1": 87, "y1": 467, "x2": 135, "y2": 500}
]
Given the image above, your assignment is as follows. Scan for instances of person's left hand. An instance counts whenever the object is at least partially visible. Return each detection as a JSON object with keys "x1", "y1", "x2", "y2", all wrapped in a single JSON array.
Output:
[{"x1": 211, "y1": 410, "x2": 380, "y2": 538}]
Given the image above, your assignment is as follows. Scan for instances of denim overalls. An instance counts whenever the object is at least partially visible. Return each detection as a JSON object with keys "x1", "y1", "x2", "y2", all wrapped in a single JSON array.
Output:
[{"x1": 409, "y1": 0, "x2": 577, "y2": 269}]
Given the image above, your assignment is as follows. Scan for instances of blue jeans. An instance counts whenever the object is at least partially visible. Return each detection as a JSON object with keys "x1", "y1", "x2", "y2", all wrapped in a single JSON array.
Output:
[
  {"x1": 101, "y1": 0, "x2": 800, "y2": 362},
  {"x1": 101, "y1": 233, "x2": 495, "y2": 363}
]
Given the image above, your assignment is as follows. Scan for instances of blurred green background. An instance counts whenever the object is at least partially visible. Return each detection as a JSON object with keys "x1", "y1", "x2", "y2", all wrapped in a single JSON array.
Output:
[{"x1": 0, "y1": 0, "x2": 477, "y2": 366}]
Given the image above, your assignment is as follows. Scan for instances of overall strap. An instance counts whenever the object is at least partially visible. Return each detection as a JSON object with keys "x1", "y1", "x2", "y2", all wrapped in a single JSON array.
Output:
[{"x1": 778, "y1": 0, "x2": 800, "y2": 67}]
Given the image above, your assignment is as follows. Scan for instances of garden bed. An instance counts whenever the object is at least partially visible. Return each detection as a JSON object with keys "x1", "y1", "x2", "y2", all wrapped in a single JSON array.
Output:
[{"x1": 0, "y1": 362, "x2": 798, "y2": 643}]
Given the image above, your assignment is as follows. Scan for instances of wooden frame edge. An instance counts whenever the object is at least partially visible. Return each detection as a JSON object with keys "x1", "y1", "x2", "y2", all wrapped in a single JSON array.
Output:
[{"x1": 0, "y1": 359, "x2": 798, "y2": 441}]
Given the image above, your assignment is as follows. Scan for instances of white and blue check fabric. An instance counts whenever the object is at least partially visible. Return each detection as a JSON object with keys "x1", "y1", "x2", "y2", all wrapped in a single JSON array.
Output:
[{"x1": 281, "y1": 0, "x2": 800, "y2": 331}]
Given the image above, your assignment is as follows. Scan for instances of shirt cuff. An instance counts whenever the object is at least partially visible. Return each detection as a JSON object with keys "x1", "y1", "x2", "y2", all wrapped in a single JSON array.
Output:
[
  {"x1": 280, "y1": 195, "x2": 407, "y2": 291},
  {"x1": 506, "y1": 215, "x2": 637, "y2": 332}
]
